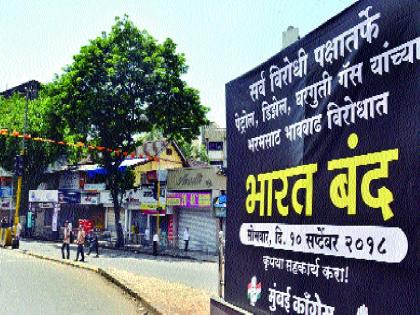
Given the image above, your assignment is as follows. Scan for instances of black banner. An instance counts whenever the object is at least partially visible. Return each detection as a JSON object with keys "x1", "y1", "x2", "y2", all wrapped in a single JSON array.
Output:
[{"x1": 225, "y1": 0, "x2": 419, "y2": 314}]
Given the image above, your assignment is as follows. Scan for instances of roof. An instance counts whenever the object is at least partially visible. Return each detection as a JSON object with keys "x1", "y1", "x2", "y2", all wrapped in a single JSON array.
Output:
[
  {"x1": 133, "y1": 140, "x2": 188, "y2": 166},
  {"x1": 0, "y1": 80, "x2": 41, "y2": 99},
  {"x1": 186, "y1": 159, "x2": 209, "y2": 168}
]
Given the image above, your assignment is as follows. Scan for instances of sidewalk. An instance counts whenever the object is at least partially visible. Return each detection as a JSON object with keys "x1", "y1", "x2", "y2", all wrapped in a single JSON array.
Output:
[
  {"x1": 17, "y1": 239, "x2": 218, "y2": 314},
  {"x1": 103, "y1": 242, "x2": 218, "y2": 263}
]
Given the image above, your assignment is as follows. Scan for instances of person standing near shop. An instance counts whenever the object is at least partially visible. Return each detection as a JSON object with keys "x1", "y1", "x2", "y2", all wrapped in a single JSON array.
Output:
[
  {"x1": 74, "y1": 225, "x2": 86, "y2": 262},
  {"x1": 152, "y1": 232, "x2": 159, "y2": 256},
  {"x1": 61, "y1": 221, "x2": 70, "y2": 259},
  {"x1": 183, "y1": 227, "x2": 190, "y2": 252}
]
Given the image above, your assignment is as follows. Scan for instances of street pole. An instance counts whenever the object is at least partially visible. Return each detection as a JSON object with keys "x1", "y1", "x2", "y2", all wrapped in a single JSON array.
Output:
[
  {"x1": 156, "y1": 156, "x2": 161, "y2": 235},
  {"x1": 14, "y1": 84, "x2": 31, "y2": 237}
]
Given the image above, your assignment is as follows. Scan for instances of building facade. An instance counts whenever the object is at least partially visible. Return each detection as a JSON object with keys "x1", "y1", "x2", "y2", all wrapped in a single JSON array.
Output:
[
  {"x1": 202, "y1": 123, "x2": 227, "y2": 168},
  {"x1": 166, "y1": 166, "x2": 226, "y2": 254}
]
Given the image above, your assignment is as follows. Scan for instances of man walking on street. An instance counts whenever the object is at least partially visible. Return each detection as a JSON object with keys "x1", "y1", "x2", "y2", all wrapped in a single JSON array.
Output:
[
  {"x1": 61, "y1": 221, "x2": 70, "y2": 259},
  {"x1": 183, "y1": 227, "x2": 190, "y2": 252},
  {"x1": 87, "y1": 229, "x2": 99, "y2": 257},
  {"x1": 152, "y1": 232, "x2": 159, "y2": 256},
  {"x1": 74, "y1": 225, "x2": 86, "y2": 262}
]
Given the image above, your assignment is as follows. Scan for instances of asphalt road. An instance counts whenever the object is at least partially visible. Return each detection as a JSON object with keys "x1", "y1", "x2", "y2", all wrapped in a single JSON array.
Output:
[
  {"x1": 0, "y1": 249, "x2": 141, "y2": 315},
  {"x1": 21, "y1": 240, "x2": 219, "y2": 293}
]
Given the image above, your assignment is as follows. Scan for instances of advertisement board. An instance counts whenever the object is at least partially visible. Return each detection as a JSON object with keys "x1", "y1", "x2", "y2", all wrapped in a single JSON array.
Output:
[{"x1": 225, "y1": 1, "x2": 418, "y2": 314}]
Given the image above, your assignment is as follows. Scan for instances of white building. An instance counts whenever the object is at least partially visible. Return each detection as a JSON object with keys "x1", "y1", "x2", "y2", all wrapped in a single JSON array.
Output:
[{"x1": 202, "y1": 123, "x2": 227, "y2": 168}]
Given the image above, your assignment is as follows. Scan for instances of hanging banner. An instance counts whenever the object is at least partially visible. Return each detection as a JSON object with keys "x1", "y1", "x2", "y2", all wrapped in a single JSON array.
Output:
[{"x1": 225, "y1": 1, "x2": 418, "y2": 314}]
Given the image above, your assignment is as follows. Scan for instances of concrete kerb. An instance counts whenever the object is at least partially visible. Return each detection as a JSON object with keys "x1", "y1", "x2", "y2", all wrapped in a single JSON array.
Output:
[
  {"x1": 12, "y1": 248, "x2": 161, "y2": 315},
  {"x1": 100, "y1": 243, "x2": 217, "y2": 263}
]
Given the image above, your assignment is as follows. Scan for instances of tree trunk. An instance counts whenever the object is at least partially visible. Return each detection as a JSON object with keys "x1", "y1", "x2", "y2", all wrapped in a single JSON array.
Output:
[{"x1": 110, "y1": 182, "x2": 125, "y2": 248}]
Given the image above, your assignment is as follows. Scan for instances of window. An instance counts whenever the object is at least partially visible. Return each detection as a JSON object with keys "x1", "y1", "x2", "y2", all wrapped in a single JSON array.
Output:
[
  {"x1": 210, "y1": 161, "x2": 224, "y2": 166},
  {"x1": 208, "y1": 141, "x2": 223, "y2": 151},
  {"x1": 166, "y1": 148, "x2": 173, "y2": 155}
]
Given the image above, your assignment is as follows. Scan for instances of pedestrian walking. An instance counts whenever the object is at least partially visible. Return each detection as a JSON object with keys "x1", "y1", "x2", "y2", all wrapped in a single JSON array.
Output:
[
  {"x1": 68, "y1": 222, "x2": 74, "y2": 243},
  {"x1": 152, "y1": 232, "x2": 159, "y2": 256},
  {"x1": 183, "y1": 227, "x2": 190, "y2": 252},
  {"x1": 61, "y1": 221, "x2": 70, "y2": 259},
  {"x1": 74, "y1": 226, "x2": 86, "y2": 262},
  {"x1": 87, "y1": 230, "x2": 99, "y2": 257}
]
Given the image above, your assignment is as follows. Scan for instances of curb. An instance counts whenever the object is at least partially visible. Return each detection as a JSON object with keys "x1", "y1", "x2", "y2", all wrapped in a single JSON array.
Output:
[
  {"x1": 13, "y1": 249, "x2": 161, "y2": 315},
  {"x1": 99, "y1": 244, "x2": 218, "y2": 263}
]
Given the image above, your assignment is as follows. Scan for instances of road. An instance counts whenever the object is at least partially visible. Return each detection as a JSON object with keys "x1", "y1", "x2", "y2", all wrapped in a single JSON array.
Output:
[
  {"x1": 21, "y1": 240, "x2": 219, "y2": 293},
  {"x1": 0, "y1": 249, "x2": 142, "y2": 315}
]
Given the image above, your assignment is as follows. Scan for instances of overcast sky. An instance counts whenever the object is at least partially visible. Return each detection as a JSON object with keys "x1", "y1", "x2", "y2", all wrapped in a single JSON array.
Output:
[{"x1": 0, "y1": 0, "x2": 355, "y2": 127}]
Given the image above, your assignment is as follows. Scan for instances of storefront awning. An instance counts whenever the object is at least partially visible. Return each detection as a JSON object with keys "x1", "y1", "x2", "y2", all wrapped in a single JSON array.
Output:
[{"x1": 79, "y1": 158, "x2": 149, "y2": 177}]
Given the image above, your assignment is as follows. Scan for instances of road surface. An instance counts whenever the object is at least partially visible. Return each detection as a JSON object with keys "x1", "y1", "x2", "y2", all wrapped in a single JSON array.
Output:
[
  {"x1": 0, "y1": 249, "x2": 142, "y2": 315},
  {"x1": 21, "y1": 240, "x2": 218, "y2": 293}
]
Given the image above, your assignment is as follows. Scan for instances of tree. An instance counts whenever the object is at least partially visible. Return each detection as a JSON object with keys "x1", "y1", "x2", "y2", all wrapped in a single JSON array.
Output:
[
  {"x1": 0, "y1": 92, "x2": 67, "y2": 217},
  {"x1": 50, "y1": 16, "x2": 209, "y2": 247}
]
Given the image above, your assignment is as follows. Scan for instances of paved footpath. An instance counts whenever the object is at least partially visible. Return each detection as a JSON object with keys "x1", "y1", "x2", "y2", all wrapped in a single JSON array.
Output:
[{"x1": 18, "y1": 240, "x2": 218, "y2": 314}]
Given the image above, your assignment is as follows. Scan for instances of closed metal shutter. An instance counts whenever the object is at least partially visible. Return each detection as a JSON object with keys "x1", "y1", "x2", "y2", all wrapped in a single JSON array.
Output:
[{"x1": 178, "y1": 207, "x2": 217, "y2": 254}]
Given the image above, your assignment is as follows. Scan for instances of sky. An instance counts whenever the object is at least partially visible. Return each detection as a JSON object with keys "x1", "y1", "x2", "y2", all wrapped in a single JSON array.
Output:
[{"x1": 0, "y1": 0, "x2": 355, "y2": 127}]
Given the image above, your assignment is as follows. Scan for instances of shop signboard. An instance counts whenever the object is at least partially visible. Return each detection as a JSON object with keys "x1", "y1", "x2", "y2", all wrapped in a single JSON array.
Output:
[
  {"x1": 58, "y1": 190, "x2": 81, "y2": 204},
  {"x1": 225, "y1": 1, "x2": 418, "y2": 314},
  {"x1": 29, "y1": 190, "x2": 59, "y2": 203},
  {"x1": 83, "y1": 183, "x2": 106, "y2": 191},
  {"x1": 167, "y1": 167, "x2": 226, "y2": 191},
  {"x1": 100, "y1": 191, "x2": 114, "y2": 205},
  {"x1": 0, "y1": 187, "x2": 12, "y2": 198},
  {"x1": 39, "y1": 203, "x2": 54, "y2": 209},
  {"x1": 81, "y1": 192, "x2": 100, "y2": 205},
  {"x1": 213, "y1": 194, "x2": 227, "y2": 218},
  {"x1": 166, "y1": 191, "x2": 212, "y2": 208}
]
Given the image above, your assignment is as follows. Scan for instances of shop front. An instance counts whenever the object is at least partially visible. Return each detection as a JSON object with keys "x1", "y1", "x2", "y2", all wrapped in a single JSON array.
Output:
[
  {"x1": 167, "y1": 167, "x2": 226, "y2": 254},
  {"x1": 28, "y1": 189, "x2": 59, "y2": 238},
  {"x1": 124, "y1": 188, "x2": 166, "y2": 244}
]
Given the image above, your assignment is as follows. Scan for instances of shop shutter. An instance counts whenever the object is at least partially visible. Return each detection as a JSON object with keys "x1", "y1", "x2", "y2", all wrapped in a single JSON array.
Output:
[{"x1": 177, "y1": 208, "x2": 217, "y2": 254}]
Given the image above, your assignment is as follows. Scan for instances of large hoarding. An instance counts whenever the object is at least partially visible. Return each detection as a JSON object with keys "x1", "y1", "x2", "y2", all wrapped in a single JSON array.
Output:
[{"x1": 225, "y1": 1, "x2": 419, "y2": 314}]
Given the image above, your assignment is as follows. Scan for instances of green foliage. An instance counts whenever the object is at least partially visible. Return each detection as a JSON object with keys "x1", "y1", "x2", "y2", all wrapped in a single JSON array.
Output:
[
  {"x1": 48, "y1": 15, "x2": 209, "y2": 247},
  {"x1": 0, "y1": 92, "x2": 66, "y2": 177},
  {"x1": 178, "y1": 141, "x2": 209, "y2": 162},
  {"x1": 0, "y1": 92, "x2": 67, "y2": 214}
]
